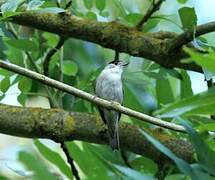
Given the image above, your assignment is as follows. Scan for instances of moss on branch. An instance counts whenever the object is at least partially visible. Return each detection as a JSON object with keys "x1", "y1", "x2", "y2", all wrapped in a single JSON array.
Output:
[{"x1": 0, "y1": 103, "x2": 194, "y2": 165}]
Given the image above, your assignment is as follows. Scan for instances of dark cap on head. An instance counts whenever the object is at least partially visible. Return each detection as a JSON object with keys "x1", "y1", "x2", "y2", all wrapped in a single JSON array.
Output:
[{"x1": 108, "y1": 60, "x2": 129, "y2": 66}]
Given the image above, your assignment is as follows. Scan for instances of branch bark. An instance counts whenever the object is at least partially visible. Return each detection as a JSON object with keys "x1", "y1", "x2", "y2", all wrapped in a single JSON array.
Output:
[
  {"x1": 0, "y1": 103, "x2": 194, "y2": 164},
  {"x1": 10, "y1": 12, "x2": 203, "y2": 72},
  {"x1": 0, "y1": 60, "x2": 186, "y2": 132},
  {"x1": 168, "y1": 21, "x2": 215, "y2": 52}
]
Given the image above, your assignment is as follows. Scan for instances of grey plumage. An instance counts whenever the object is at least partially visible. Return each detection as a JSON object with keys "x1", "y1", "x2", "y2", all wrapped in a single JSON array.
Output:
[{"x1": 96, "y1": 61, "x2": 125, "y2": 150}]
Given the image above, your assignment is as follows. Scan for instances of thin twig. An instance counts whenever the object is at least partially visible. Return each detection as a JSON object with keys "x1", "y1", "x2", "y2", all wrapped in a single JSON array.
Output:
[
  {"x1": 114, "y1": 51, "x2": 119, "y2": 61},
  {"x1": 60, "y1": 142, "x2": 80, "y2": 180},
  {"x1": 206, "y1": 79, "x2": 215, "y2": 120},
  {"x1": 6, "y1": 23, "x2": 40, "y2": 72},
  {"x1": 168, "y1": 21, "x2": 215, "y2": 52},
  {"x1": 6, "y1": 23, "x2": 59, "y2": 107},
  {"x1": 0, "y1": 60, "x2": 186, "y2": 132},
  {"x1": 120, "y1": 150, "x2": 132, "y2": 168},
  {"x1": 136, "y1": 0, "x2": 165, "y2": 30},
  {"x1": 43, "y1": 37, "x2": 67, "y2": 76}
]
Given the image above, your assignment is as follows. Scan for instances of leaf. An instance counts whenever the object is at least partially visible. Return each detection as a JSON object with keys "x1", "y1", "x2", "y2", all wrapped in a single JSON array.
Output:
[
  {"x1": 34, "y1": 140, "x2": 73, "y2": 179},
  {"x1": 165, "y1": 69, "x2": 182, "y2": 80},
  {"x1": 86, "y1": 11, "x2": 97, "y2": 20},
  {"x1": 62, "y1": 61, "x2": 78, "y2": 76},
  {"x1": 184, "y1": 47, "x2": 215, "y2": 74},
  {"x1": 178, "y1": 7, "x2": 197, "y2": 29},
  {"x1": 112, "y1": 0, "x2": 126, "y2": 17},
  {"x1": 83, "y1": 0, "x2": 93, "y2": 9},
  {"x1": 130, "y1": 156, "x2": 158, "y2": 175},
  {"x1": 5, "y1": 39, "x2": 38, "y2": 52},
  {"x1": 0, "y1": 77, "x2": 10, "y2": 93},
  {"x1": 18, "y1": 151, "x2": 57, "y2": 180},
  {"x1": 113, "y1": 165, "x2": 154, "y2": 180},
  {"x1": 156, "y1": 69, "x2": 174, "y2": 106},
  {"x1": 95, "y1": 0, "x2": 106, "y2": 11},
  {"x1": 17, "y1": 93, "x2": 27, "y2": 105},
  {"x1": 139, "y1": 129, "x2": 198, "y2": 179},
  {"x1": 67, "y1": 142, "x2": 110, "y2": 179},
  {"x1": 177, "y1": 0, "x2": 188, "y2": 4},
  {"x1": 38, "y1": 7, "x2": 66, "y2": 13},
  {"x1": 1, "y1": 0, "x2": 19, "y2": 14},
  {"x1": 179, "y1": 119, "x2": 215, "y2": 176},
  {"x1": 18, "y1": 77, "x2": 32, "y2": 93},
  {"x1": 144, "y1": 71, "x2": 167, "y2": 80},
  {"x1": 27, "y1": 0, "x2": 45, "y2": 10},
  {"x1": 143, "y1": 19, "x2": 160, "y2": 32},
  {"x1": 154, "y1": 87, "x2": 215, "y2": 118},
  {"x1": 0, "y1": 28, "x2": 5, "y2": 36},
  {"x1": 180, "y1": 70, "x2": 193, "y2": 99},
  {"x1": 124, "y1": 13, "x2": 143, "y2": 26}
]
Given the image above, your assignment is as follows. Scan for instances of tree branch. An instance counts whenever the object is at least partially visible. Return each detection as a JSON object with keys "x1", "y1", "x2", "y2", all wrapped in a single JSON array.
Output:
[
  {"x1": 10, "y1": 12, "x2": 203, "y2": 72},
  {"x1": 43, "y1": 37, "x2": 66, "y2": 76},
  {"x1": 136, "y1": 0, "x2": 165, "y2": 30},
  {"x1": 0, "y1": 60, "x2": 186, "y2": 132},
  {"x1": 0, "y1": 103, "x2": 194, "y2": 164},
  {"x1": 60, "y1": 142, "x2": 80, "y2": 180},
  {"x1": 168, "y1": 21, "x2": 215, "y2": 52}
]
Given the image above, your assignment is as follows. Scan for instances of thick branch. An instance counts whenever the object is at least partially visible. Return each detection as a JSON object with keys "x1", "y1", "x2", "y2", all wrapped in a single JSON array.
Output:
[
  {"x1": 10, "y1": 12, "x2": 202, "y2": 72},
  {"x1": 169, "y1": 21, "x2": 215, "y2": 51},
  {"x1": 0, "y1": 103, "x2": 194, "y2": 164},
  {"x1": 0, "y1": 60, "x2": 186, "y2": 132}
]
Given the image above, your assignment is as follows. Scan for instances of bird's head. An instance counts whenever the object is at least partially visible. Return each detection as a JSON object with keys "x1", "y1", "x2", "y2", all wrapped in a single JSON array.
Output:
[{"x1": 104, "y1": 60, "x2": 129, "y2": 74}]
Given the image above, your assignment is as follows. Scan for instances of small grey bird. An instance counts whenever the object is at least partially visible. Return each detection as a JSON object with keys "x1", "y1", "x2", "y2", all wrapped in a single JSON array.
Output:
[{"x1": 96, "y1": 60, "x2": 128, "y2": 150}]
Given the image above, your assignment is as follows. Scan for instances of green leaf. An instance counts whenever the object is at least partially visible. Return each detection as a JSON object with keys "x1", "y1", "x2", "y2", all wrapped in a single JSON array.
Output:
[
  {"x1": 156, "y1": 69, "x2": 174, "y2": 106},
  {"x1": 0, "y1": 77, "x2": 10, "y2": 93},
  {"x1": 178, "y1": 7, "x2": 197, "y2": 29},
  {"x1": 143, "y1": 19, "x2": 160, "y2": 32},
  {"x1": 95, "y1": 0, "x2": 106, "y2": 11},
  {"x1": 99, "y1": 11, "x2": 109, "y2": 17},
  {"x1": 67, "y1": 142, "x2": 110, "y2": 179},
  {"x1": 124, "y1": 13, "x2": 143, "y2": 26},
  {"x1": 139, "y1": 130, "x2": 198, "y2": 179},
  {"x1": 34, "y1": 140, "x2": 73, "y2": 179},
  {"x1": 86, "y1": 11, "x2": 97, "y2": 20},
  {"x1": 130, "y1": 156, "x2": 158, "y2": 175},
  {"x1": 179, "y1": 119, "x2": 215, "y2": 176},
  {"x1": 38, "y1": 7, "x2": 66, "y2": 13},
  {"x1": 62, "y1": 61, "x2": 78, "y2": 76},
  {"x1": 17, "y1": 93, "x2": 27, "y2": 105},
  {"x1": 83, "y1": 0, "x2": 93, "y2": 9},
  {"x1": 180, "y1": 70, "x2": 193, "y2": 99},
  {"x1": 177, "y1": 0, "x2": 188, "y2": 4},
  {"x1": 154, "y1": 88, "x2": 215, "y2": 118},
  {"x1": 27, "y1": 0, "x2": 45, "y2": 10},
  {"x1": 18, "y1": 151, "x2": 57, "y2": 180},
  {"x1": 5, "y1": 39, "x2": 38, "y2": 52},
  {"x1": 112, "y1": 0, "x2": 126, "y2": 17},
  {"x1": 113, "y1": 165, "x2": 154, "y2": 180},
  {"x1": 184, "y1": 48, "x2": 215, "y2": 74},
  {"x1": 144, "y1": 71, "x2": 167, "y2": 80},
  {"x1": 18, "y1": 77, "x2": 32, "y2": 92},
  {"x1": 1, "y1": 0, "x2": 19, "y2": 14}
]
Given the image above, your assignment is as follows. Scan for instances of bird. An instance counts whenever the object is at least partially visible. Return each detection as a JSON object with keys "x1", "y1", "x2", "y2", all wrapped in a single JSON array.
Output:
[{"x1": 95, "y1": 60, "x2": 128, "y2": 150}]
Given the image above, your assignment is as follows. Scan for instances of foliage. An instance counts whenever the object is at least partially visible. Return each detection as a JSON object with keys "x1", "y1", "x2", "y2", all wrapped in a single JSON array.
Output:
[{"x1": 0, "y1": 0, "x2": 215, "y2": 179}]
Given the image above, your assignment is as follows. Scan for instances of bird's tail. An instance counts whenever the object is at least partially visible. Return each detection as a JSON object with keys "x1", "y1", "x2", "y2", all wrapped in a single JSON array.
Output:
[{"x1": 107, "y1": 119, "x2": 120, "y2": 150}]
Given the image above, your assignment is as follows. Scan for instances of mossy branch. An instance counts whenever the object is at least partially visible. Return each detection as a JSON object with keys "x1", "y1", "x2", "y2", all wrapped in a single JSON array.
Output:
[
  {"x1": 0, "y1": 103, "x2": 194, "y2": 164},
  {"x1": 10, "y1": 12, "x2": 203, "y2": 72}
]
